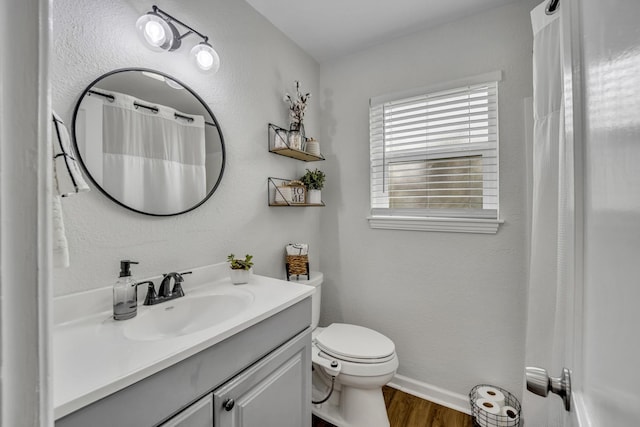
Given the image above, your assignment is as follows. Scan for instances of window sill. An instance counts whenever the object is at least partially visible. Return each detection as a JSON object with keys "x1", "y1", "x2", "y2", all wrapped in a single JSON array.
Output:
[{"x1": 367, "y1": 215, "x2": 504, "y2": 234}]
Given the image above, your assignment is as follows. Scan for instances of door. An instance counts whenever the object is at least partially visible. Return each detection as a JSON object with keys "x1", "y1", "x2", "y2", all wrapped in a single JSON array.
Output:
[
  {"x1": 524, "y1": 0, "x2": 640, "y2": 425},
  {"x1": 573, "y1": 0, "x2": 640, "y2": 425},
  {"x1": 214, "y1": 330, "x2": 312, "y2": 427},
  {"x1": 160, "y1": 394, "x2": 214, "y2": 427}
]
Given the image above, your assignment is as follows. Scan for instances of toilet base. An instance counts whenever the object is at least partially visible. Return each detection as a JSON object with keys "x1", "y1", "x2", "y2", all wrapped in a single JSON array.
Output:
[{"x1": 312, "y1": 370, "x2": 390, "y2": 427}]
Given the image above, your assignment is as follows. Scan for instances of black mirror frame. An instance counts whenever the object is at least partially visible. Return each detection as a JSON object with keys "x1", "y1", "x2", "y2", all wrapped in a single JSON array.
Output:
[{"x1": 71, "y1": 67, "x2": 226, "y2": 217}]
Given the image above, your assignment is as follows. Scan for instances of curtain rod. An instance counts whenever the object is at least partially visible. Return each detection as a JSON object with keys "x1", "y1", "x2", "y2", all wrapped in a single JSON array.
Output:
[
  {"x1": 88, "y1": 90, "x2": 215, "y2": 127},
  {"x1": 88, "y1": 89, "x2": 114, "y2": 102}
]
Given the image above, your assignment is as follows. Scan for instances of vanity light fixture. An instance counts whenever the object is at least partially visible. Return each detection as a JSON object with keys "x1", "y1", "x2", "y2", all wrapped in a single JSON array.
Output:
[
  {"x1": 136, "y1": 5, "x2": 220, "y2": 73},
  {"x1": 190, "y1": 42, "x2": 220, "y2": 72},
  {"x1": 141, "y1": 70, "x2": 166, "y2": 81},
  {"x1": 165, "y1": 78, "x2": 185, "y2": 90}
]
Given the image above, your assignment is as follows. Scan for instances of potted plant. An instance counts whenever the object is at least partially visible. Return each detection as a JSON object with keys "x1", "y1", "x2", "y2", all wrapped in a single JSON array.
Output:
[
  {"x1": 227, "y1": 253, "x2": 254, "y2": 284},
  {"x1": 300, "y1": 168, "x2": 325, "y2": 205}
]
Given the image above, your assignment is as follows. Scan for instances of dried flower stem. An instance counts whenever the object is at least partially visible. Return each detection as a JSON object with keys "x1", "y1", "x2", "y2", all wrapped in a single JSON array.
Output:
[{"x1": 283, "y1": 80, "x2": 311, "y2": 124}]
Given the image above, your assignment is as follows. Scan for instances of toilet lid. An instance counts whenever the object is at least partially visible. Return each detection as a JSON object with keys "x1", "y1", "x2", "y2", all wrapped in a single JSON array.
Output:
[{"x1": 315, "y1": 323, "x2": 395, "y2": 363}]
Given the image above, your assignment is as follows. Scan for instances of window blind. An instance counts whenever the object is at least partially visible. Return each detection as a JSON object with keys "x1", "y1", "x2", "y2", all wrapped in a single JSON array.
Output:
[{"x1": 370, "y1": 80, "x2": 499, "y2": 219}]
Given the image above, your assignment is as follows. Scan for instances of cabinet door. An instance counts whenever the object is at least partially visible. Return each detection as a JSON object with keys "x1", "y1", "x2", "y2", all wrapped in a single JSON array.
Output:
[
  {"x1": 214, "y1": 330, "x2": 311, "y2": 427},
  {"x1": 160, "y1": 393, "x2": 213, "y2": 427}
]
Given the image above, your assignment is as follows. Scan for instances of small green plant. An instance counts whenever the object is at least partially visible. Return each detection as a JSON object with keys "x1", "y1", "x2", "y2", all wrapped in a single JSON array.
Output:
[
  {"x1": 300, "y1": 168, "x2": 326, "y2": 190},
  {"x1": 227, "y1": 254, "x2": 254, "y2": 270}
]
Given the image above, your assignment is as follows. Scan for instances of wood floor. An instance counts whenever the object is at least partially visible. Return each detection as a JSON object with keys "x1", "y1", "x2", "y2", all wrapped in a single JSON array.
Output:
[{"x1": 312, "y1": 386, "x2": 473, "y2": 427}]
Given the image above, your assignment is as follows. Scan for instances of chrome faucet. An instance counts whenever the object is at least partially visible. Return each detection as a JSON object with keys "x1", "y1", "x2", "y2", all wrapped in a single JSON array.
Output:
[{"x1": 143, "y1": 271, "x2": 192, "y2": 305}]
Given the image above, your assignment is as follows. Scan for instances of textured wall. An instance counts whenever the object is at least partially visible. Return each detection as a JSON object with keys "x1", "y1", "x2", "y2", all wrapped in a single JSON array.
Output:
[
  {"x1": 52, "y1": 0, "x2": 321, "y2": 295},
  {"x1": 318, "y1": 0, "x2": 539, "y2": 398}
]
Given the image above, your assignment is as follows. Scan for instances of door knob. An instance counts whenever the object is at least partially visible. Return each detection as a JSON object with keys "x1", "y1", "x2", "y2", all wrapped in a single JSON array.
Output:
[
  {"x1": 525, "y1": 366, "x2": 571, "y2": 411},
  {"x1": 223, "y1": 398, "x2": 235, "y2": 411}
]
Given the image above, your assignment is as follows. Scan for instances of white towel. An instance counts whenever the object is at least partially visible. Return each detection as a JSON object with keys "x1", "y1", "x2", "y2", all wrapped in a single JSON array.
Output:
[
  {"x1": 286, "y1": 243, "x2": 309, "y2": 256},
  {"x1": 52, "y1": 195, "x2": 70, "y2": 268},
  {"x1": 52, "y1": 112, "x2": 90, "y2": 197},
  {"x1": 52, "y1": 112, "x2": 90, "y2": 268}
]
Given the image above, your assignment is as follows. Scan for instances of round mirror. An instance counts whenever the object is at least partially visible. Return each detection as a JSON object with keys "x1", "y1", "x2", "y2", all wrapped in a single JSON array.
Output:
[{"x1": 72, "y1": 68, "x2": 225, "y2": 216}]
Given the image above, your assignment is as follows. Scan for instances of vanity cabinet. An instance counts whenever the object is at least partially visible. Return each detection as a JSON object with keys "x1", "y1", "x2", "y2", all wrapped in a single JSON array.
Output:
[
  {"x1": 160, "y1": 330, "x2": 310, "y2": 427},
  {"x1": 55, "y1": 298, "x2": 312, "y2": 427}
]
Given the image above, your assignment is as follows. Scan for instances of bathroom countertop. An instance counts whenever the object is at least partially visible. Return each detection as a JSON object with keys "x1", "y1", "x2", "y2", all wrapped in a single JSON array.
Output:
[{"x1": 53, "y1": 263, "x2": 314, "y2": 419}]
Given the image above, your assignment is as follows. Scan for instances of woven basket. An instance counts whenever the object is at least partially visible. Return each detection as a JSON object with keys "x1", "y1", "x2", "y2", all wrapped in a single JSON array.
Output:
[{"x1": 286, "y1": 254, "x2": 309, "y2": 276}]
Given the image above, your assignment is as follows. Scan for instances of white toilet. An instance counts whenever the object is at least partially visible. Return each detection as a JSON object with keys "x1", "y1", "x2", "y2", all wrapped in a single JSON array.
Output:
[{"x1": 293, "y1": 272, "x2": 399, "y2": 427}]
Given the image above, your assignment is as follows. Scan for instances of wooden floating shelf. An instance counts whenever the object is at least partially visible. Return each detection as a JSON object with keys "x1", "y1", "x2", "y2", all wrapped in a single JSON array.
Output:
[
  {"x1": 268, "y1": 123, "x2": 325, "y2": 162},
  {"x1": 269, "y1": 147, "x2": 325, "y2": 162},
  {"x1": 267, "y1": 177, "x2": 325, "y2": 207}
]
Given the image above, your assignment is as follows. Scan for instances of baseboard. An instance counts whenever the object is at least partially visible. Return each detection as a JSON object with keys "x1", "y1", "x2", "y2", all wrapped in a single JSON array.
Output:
[{"x1": 387, "y1": 374, "x2": 471, "y2": 415}]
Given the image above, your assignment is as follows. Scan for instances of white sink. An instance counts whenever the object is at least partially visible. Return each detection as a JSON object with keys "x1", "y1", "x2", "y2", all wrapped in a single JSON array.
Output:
[{"x1": 124, "y1": 291, "x2": 254, "y2": 341}]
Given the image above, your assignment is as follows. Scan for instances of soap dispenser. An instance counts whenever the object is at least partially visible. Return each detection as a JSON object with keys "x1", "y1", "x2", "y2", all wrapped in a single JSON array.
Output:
[{"x1": 113, "y1": 260, "x2": 139, "y2": 320}]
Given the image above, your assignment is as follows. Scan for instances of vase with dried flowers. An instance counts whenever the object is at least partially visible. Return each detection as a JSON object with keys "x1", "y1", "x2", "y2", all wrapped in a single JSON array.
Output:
[{"x1": 283, "y1": 81, "x2": 311, "y2": 150}]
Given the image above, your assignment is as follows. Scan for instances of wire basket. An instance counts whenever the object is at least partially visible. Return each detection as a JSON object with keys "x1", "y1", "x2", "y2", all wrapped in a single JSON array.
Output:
[{"x1": 469, "y1": 384, "x2": 521, "y2": 427}]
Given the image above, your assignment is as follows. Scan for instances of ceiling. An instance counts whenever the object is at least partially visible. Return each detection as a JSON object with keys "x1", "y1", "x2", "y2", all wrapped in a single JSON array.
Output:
[{"x1": 244, "y1": 0, "x2": 525, "y2": 62}]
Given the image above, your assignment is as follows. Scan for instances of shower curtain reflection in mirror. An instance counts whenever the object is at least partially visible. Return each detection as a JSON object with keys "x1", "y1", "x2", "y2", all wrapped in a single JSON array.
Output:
[{"x1": 76, "y1": 90, "x2": 206, "y2": 215}]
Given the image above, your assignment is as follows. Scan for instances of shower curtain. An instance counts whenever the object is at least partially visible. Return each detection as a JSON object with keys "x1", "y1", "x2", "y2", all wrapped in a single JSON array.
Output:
[
  {"x1": 101, "y1": 90, "x2": 207, "y2": 214},
  {"x1": 523, "y1": 2, "x2": 573, "y2": 426}
]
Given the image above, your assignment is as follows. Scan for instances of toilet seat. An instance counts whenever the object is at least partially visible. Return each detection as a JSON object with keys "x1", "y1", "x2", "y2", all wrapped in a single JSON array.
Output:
[{"x1": 315, "y1": 323, "x2": 396, "y2": 364}]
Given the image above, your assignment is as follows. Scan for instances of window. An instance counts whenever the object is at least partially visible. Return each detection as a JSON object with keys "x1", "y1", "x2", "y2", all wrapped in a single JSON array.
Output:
[
  {"x1": 388, "y1": 156, "x2": 484, "y2": 209},
  {"x1": 368, "y1": 72, "x2": 503, "y2": 233}
]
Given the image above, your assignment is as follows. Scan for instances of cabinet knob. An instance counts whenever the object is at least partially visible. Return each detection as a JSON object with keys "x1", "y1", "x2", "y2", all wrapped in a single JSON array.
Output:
[{"x1": 223, "y1": 398, "x2": 235, "y2": 411}]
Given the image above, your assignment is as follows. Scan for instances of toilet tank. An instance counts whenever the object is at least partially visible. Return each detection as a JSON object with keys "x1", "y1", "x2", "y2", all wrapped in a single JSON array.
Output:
[{"x1": 289, "y1": 272, "x2": 323, "y2": 330}]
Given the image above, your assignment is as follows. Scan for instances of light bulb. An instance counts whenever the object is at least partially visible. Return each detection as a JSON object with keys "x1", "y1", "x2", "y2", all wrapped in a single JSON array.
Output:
[
  {"x1": 197, "y1": 50, "x2": 214, "y2": 69},
  {"x1": 190, "y1": 42, "x2": 220, "y2": 73},
  {"x1": 136, "y1": 12, "x2": 175, "y2": 52},
  {"x1": 144, "y1": 21, "x2": 165, "y2": 45}
]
